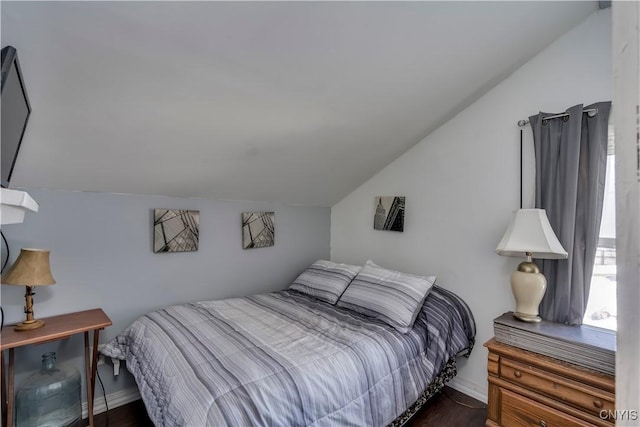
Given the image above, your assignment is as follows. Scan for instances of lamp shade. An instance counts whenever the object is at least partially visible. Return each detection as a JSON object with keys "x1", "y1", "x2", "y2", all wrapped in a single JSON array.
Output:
[
  {"x1": 1, "y1": 248, "x2": 56, "y2": 286},
  {"x1": 495, "y1": 209, "x2": 568, "y2": 259}
]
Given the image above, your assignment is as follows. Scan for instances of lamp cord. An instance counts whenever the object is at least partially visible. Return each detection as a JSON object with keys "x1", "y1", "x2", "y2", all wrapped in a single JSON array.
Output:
[
  {"x1": 520, "y1": 128, "x2": 523, "y2": 209},
  {"x1": 443, "y1": 387, "x2": 486, "y2": 410},
  {"x1": 97, "y1": 367, "x2": 110, "y2": 425},
  {"x1": 0, "y1": 230, "x2": 9, "y2": 330},
  {"x1": 1, "y1": 230, "x2": 9, "y2": 273}
]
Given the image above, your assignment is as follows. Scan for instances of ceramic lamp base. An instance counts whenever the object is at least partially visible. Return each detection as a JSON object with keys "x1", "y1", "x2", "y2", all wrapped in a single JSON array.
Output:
[
  {"x1": 510, "y1": 266, "x2": 547, "y2": 323},
  {"x1": 14, "y1": 319, "x2": 45, "y2": 331},
  {"x1": 513, "y1": 312, "x2": 542, "y2": 323}
]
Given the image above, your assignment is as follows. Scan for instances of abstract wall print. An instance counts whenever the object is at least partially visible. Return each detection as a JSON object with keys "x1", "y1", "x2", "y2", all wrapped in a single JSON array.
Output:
[
  {"x1": 242, "y1": 212, "x2": 275, "y2": 249},
  {"x1": 373, "y1": 196, "x2": 405, "y2": 232},
  {"x1": 154, "y1": 209, "x2": 200, "y2": 253}
]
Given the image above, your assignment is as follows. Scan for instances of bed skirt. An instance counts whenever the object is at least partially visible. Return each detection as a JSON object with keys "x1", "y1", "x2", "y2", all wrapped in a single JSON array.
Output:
[{"x1": 388, "y1": 357, "x2": 458, "y2": 427}]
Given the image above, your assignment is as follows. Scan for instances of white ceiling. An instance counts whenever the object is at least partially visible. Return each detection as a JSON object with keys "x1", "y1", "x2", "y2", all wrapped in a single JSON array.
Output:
[{"x1": 2, "y1": 1, "x2": 597, "y2": 207}]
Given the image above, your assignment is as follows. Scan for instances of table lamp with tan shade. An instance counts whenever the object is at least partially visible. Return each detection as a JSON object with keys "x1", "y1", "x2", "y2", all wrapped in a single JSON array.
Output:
[{"x1": 1, "y1": 248, "x2": 55, "y2": 331}]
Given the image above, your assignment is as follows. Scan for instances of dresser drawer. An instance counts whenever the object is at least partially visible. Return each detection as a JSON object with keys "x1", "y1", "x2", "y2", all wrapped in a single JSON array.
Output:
[
  {"x1": 501, "y1": 389, "x2": 598, "y2": 427},
  {"x1": 500, "y1": 357, "x2": 614, "y2": 418}
]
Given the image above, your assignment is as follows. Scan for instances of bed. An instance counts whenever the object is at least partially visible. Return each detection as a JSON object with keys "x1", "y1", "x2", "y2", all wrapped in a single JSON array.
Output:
[{"x1": 102, "y1": 264, "x2": 475, "y2": 427}]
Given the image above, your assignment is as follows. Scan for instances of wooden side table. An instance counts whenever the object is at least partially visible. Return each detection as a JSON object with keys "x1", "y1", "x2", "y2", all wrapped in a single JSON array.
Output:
[{"x1": 0, "y1": 309, "x2": 112, "y2": 427}]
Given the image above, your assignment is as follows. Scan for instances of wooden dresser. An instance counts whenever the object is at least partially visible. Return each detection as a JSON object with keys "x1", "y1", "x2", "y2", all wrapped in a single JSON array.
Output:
[{"x1": 485, "y1": 338, "x2": 615, "y2": 427}]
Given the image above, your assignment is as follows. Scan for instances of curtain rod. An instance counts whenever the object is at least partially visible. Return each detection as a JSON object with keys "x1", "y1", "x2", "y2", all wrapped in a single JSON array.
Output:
[{"x1": 517, "y1": 108, "x2": 598, "y2": 127}]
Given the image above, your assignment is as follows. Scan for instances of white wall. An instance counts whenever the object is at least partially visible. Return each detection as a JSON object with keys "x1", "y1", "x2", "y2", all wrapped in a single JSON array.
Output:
[
  {"x1": 613, "y1": 1, "x2": 640, "y2": 421},
  {"x1": 331, "y1": 9, "x2": 611, "y2": 401},
  {"x1": 2, "y1": 187, "x2": 330, "y2": 403}
]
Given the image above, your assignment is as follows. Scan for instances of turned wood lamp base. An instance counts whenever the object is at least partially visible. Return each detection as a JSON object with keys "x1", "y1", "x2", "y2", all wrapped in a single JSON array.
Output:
[
  {"x1": 14, "y1": 285, "x2": 46, "y2": 331},
  {"x1": 14, "y1": 319, "x2": 45, "y2": 331}
]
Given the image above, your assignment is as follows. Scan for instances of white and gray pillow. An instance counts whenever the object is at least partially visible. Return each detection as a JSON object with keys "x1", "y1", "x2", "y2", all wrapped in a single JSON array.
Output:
[
  {"x1": 289, "y1": 260, "x2": 361, "y2": 304},
  {"x1": 337, "y1": 261, "x2": 436, "y2": 333}
]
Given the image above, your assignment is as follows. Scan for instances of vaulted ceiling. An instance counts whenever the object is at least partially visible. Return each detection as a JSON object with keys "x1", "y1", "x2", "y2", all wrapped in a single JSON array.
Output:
[{"x1": 2, "y1": 1, "x2": 598, "y2": 206}]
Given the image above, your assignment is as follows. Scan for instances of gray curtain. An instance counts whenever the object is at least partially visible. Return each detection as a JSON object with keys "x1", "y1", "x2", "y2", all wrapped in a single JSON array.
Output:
[{"x1": 529, "y1": 102, "x2": 611, "y2": 325}]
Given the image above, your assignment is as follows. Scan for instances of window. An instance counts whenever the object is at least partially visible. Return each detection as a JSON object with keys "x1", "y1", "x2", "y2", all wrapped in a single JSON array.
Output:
[{"x1": 583, "y1": 124, "x2": 616, "y2": 330}]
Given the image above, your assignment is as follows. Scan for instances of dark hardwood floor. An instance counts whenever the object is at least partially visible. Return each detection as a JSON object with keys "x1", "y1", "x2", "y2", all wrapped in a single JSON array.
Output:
[
  {"x1": 92, "y1": 399, "x2": 153, "y2": 427},
  {"x1": 407, "y1": 386, "x2": 486, "y2": 427},
  {"x1": 89, "y1": 386, "x2": 486, "y2": 427}
]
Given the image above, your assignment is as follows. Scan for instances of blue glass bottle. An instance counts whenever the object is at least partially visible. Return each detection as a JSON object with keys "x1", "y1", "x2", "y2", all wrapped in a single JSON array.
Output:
[{"x1": 15, "y1": 352, "x2": 82, "y2": 427}]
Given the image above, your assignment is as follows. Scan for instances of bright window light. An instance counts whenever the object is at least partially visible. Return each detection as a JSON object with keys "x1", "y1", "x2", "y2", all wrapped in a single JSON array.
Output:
[{"x1": 583, "y1": 124, "x2": 616, "y2": 331}]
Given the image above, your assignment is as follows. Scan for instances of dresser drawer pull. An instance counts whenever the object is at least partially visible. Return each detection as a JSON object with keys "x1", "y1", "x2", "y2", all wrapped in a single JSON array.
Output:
[
  {"x1": 540, "y1": 421, "x2": 546, "y2": 427},
  {"x1": 513, "y1": 370, "x2": 522, "y2": 378},
  {"x1": 593, "y1": 399, "x2": 603, "y2": 408}
]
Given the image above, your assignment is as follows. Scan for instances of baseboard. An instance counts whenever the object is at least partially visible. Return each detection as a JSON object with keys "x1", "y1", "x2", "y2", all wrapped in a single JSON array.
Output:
[
  {"x1": 81, "y1": 386, "x2": 141, "y2": 419},
  {"x1": 447, "y1": 376, "x2": 487, "y2": 403}
]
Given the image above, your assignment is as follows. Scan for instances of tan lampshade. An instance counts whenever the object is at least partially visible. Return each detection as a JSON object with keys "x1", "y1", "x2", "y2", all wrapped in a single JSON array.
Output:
[
  {"x1": 1, "y1": 248, "x2": 56, "y2": 286},
  {"x1": 495, "y1": 209, "x2": 568, "y2": 259}
]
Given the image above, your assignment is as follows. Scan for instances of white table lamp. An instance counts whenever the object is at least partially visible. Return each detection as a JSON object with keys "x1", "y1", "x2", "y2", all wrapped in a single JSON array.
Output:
[{"x1": 496, "y1": 209, "x2": 568, "y2": 322}]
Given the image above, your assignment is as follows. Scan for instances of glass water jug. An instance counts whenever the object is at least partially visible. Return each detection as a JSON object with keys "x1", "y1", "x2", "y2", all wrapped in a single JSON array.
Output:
[{"x1": 15, "y1": 352, "x2": 82, "y2": 427}]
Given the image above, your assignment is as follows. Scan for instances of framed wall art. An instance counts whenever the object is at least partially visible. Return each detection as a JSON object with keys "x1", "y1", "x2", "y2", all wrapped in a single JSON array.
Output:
[
  {"x1": 153, "y1": 209, "x2": 200, "y2": 253},
  {"x1": 373, "y1": 196, "x2": 405, "y2": 232},
  {"x1": 242, "y1": 211, "x2": 275, "y2": 249}
]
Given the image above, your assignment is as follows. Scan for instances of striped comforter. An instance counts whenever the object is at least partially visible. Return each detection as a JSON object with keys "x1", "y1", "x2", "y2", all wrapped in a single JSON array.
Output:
[{"x1": 102, "y1": 286, "x2": 475, "y2": 427}]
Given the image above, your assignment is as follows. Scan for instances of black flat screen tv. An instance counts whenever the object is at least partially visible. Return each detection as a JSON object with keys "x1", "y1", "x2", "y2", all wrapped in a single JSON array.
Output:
[{"x1": 1, "y1": 46, "x2": 31, "y2": 188}]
